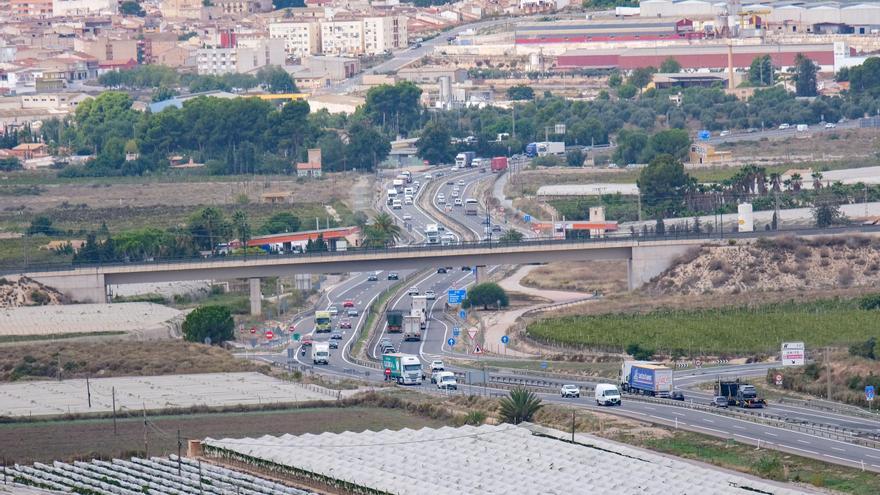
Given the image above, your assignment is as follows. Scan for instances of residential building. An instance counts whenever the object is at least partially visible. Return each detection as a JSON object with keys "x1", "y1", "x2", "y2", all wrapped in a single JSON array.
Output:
[
  {"x1": 269, "y1": 21, "x2": 321, "y2": 58},
  {"x1": 397, "y1": 66, "x2": 467, "y2": 84},
  {"x1": 75, "y1": 36, "x2": 138, "y2": 64},
  {"x1": 160, "y1": 0, "x2": 202, "y2": 19},
  {"x1": 52, "y1": 0, "x2": 116, "y2": 16},
  {"x1": 213, "y1": 0, "x2": 272, "y2": 16},
  {"x1": 363, "y1": 16, "x2": 394, "y2": 54},
  {"x1": 10, "y1": 0, "x2": 53, "y2": 17},
  {"x1": 196, "y1": 38, "x2": 285, "y2": 75},
  {"x1": 296, "y1": 148, "x2": 322, "y2": 177},
  {"x1": 321, "y1": 19, "x2": 364, "y2": 56}
]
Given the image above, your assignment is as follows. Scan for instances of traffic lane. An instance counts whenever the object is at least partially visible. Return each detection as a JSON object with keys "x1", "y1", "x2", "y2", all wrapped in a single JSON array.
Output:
[
  {"x1": 434, "y1": 170, "x2": 490, "y2": 239},
  {"x1": 430, "y1": 169, "x2": 486, "y2": 242},
  {"x1": 708, "y1": 120, "x2": 860, "y2": 145},
  {"x1": 399, "y1": 269, "x2": 474, "y2": 360}
]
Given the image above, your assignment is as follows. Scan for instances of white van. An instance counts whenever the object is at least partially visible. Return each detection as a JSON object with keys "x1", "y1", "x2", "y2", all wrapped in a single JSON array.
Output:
[
  {"x1": 434, "y1": 371, "x2": 458, "y2": 390},
  {"x1": 392, "y1": 199, "x2": 402, "y2": 209},
  {"x1": 595, "y1": 383, "x2": 621, "y2": 406}
]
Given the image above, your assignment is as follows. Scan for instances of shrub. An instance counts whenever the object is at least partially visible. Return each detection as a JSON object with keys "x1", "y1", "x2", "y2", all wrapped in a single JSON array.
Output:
[
  {"x1": 462, "y1": 410, "x2": 487, "y2": 426},
  {"x1": 182, "y1": 305, "x2": 234, "y2": 344},
  {"x1": 626, "y1": 343, "x2": 655, "y2": 360},
  {"x1": 858, "y1": 294, "x2": 880, "y2": 310},
  {"x1": 837, "y1": 266, "x2": 855, "y2": 287},
  {"x1": 849, "y1": 337, "x2": 876, "y2": 360},
  {"x1": 498, "y1": 388, "x2": 543, "y2": 424}
]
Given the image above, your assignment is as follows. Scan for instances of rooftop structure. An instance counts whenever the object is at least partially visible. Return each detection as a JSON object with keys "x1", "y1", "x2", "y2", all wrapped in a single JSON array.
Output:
[
  {"x1": 515, "y1": 18, "x2": 702, "y2": 44},
  {"x1": 204, "y1": 423, "x2": 811, "y2": 494}
]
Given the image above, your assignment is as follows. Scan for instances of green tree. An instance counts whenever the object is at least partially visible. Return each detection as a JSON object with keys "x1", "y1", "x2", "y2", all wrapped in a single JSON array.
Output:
[
  {"x1": 416, "y1": 121, "x2": 454, "y2": 164},
  {"x1": 151, "y1": 86, "x2": 178, "y2": 103},
  {"x1": 188, "y1": 207, "x2": 230, "y2": 252},
  {"x1": 748, "y1": 55, "x2": 774, "y2": 86},
  {"x1": 637, "y1": 154, "x2": 690, "y2": 217},
  {"x1": 646, "y1": 129, "x2": 691, "y2": 161},
  {"x1": 848, "y1": 57, "x2": 880, "y2": 93},
  {"x1": 232, "y1": 210, "x2": 251, "y2": 247},
  {"x1": 626, "y1": 343, "x2": 655, "y2": 360},
  {"x1": 182, "y1": 305, "x2": 234, "y2": 344},
  {"x1": 616, "y1": 83, "x2": 637, "y2": 99},
  {"x1": 659, "y1": 57, "x2": 681, "y2": 74},
  {"x1": 811, "y1": 194, "x2": 846, "y2": 228},
  {"x1": 613, "y1": 129, "x2": 648, "y2": 164},
  {"x1": 849, "y1": 337, "x2": 877, "y2": 360},
  {"x1": 628, "y1": 67, "x2": 657, "y2": 89},
  {"x1": 257, "y1": 66, "x2": 297, "y2": 93},
  {"x1": 498, "y1": 388, "x2": 543, "y2": 424},
  {"x1": 345, "y1": 121, "x2": 390, "y2": 170},
  {"x1": 794, "y1": 53, "x2": 818, "y2": 97},
  {"x1": 566, "y1": 148, "x2": 584, "y2": 167},
  {"x1": 463, "y1": 282, "x2": 508, "y2": 310},
  {"x1": 259, "y1": 212, "x2": 301, "y2": 235},
  {"x1": 499, "y1": 229, "x2": 524, "y2": 243},
  {"x1": 362, "y1": 82, "x2": 423, "y2": 135},
  {"x1": 26, "y1": 216, "x2": 57, "y2": 236},
  {"x1": 0, "y1": 156, "x2": 21, "y2": 171},
  {"x1": 119, "y1": 0, "x2": 145, "y2": 16},
  {"x1": 364, "y1": 212, "x2": 402, "y2": 247},
  {"x1": 506, "y1": 84, "x2": 535, "y2": 101}
]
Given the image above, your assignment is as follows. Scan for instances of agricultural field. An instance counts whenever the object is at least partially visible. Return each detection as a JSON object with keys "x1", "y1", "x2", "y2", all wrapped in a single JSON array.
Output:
[
  {"x1": 527, "y1": 298, "x2": 879, "y2": 356},
  {"x1": 0, "y1": 406, "x2": 450, "y2": 463}
]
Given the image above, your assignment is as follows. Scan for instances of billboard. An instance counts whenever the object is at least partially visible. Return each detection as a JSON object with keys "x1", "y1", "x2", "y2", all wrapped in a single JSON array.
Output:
[{"x1": 781, "y1": 342, "x2": 805, "y2": 366}]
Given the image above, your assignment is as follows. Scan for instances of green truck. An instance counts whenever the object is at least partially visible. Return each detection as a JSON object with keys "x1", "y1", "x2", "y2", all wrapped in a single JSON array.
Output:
[
  {"x1": 386, "y1": 310, "x2": 404, "y2": 333},
  {"x1": 382, "y1": 353, "x2": 423, "y2": 385}
]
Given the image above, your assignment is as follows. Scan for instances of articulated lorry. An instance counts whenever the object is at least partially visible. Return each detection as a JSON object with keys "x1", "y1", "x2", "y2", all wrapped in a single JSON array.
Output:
[
  {"x1": 715, "y1": 380, "x2": 766, "y2": 408},
  {"x1": 386, "y1": 310, "x2": 404, "y2": 333},
  {"x1": 425, "y1": 224, "x2": 440, "y2": 244},
  {"x1": 411, "y1": 295, "x2": 428, "y2": 329},
  {"x1": 455, "y1": 151, "x2": 476, "y2": 168},
  {"x1": 620, "y1": 361, "x2": 673, "y2": 398},
  {"x1": 403, "y1": 314, "x2": 422, "y2": 341},
  {"x1": 382, "y1": 353, "x2": 423, "y2": 385},
  {"x1": 315, "y1": 311, "x2": 332, "y2": 333},
  {"x1": 525, "y1": 141, "x2": 565, "y2": 158}
]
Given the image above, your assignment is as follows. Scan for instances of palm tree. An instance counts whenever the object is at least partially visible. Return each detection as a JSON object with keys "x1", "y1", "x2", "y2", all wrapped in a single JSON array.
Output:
[
  {"x1": 364, "y1": 212, "x2": 401, "y2": 247},
  {"x1": 498, "y1": 388, "x2": 543, "y2": 424},
  {"x1": 812, "y1": 171, "x2": 824, "y2": 190},
  {"x1": 232, "y1": 210, "x2": 251, "y2": 249},
  {"x1": 769, "y1": 172, "x2": 781, "y2": 192},
  {"x1": 790, "y1": 173, "x2": 803, "y2": 193}
]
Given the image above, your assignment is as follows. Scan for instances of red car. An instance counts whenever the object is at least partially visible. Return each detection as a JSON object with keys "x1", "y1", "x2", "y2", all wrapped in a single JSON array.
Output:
[
  {"x1": 343, "y1": 299, "x2": 355, "y2": 308},
  {"x1": 339, "y1": 318, "x2": 352, "y2": 329},
  {"x1": 301, "y1": 337, "x2": 313, "y2": 347}
]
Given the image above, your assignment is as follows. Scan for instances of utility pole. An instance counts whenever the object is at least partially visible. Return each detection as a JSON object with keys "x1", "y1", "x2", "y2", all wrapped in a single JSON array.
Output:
[
  {"x1": 112, "y1": 387, "x2": 117, "y2": 435},
  {"x1": 177, "y1": 430, "x2": 182, "y2": 476},
  {"x1": 826, "y1": 347, "x2": 832, "y2": 400},
  {"x1": 86, "y1": 375, "x2": 91, "y2": 408},
  {"x1": 571, "y1": 410, "x2": 575, "y2": 442},
  {"x1": 142, "y1": 402, "x2": 148, "y2": 458},
  {"x1": 637, "y1": 192, "x2": 643, "y2": 222}
]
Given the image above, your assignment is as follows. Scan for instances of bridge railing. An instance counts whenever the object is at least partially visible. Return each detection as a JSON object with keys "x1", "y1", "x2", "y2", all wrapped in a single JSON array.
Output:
[{"x1": 8, "y1": 224, "x2": 877, "y2": 275}]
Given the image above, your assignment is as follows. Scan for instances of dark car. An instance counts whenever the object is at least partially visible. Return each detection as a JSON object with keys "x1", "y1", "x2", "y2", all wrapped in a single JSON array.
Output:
[
  {"x1": 481, "y1": 218, "x2": 491, "y2": 225},
  {"x1": 670, "y1": 391, "x2": 685, "y2": 401},
  {"x1": 388, "y1": 272, "x2": 399, "y2": 280},
  {"x1": 330, "y1": 332, "x2": 343, "y2": 340},
  {"x1": 367, "y1": 274, "x2": 379, "y2": 281},
  {"x1": 461, "y1": 266, "x2": 471, "y2": 271},
  {"x1": 329, "y1": 340, "x2": 339, "y2": 349},
  {"x1": 437, "y1": 267, "x2": 448, "y2": 273}
]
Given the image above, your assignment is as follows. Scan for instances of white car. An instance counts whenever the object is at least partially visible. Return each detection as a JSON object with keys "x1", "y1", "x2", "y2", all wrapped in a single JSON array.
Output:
[
  {"x1": 778, "y1": 123, "x2": 790, "y2": 130},
  {"x1": 328, "y1": 306, "x2": 339, "y2": 316},
  {"x1": 825, "y1": 122, "x2": 837, "y2": 129},
  {"x1": 454, "y1": 198, "x2": 463, "y2": 207},
  {"x1": 402, "y1": 214, "x2": 412, "y2": 221},
  {"x1": 424, "y1": 174, "x2": 433, "y2": 180},
  {"x1": 391, "y1": 199, "x2": 402, "y2": 209},
  {"x1": 425, "y1": 289, "x2": 436, "y2": 300},
  {"x1": 430, "y1": 360, "x2": 445, "y2": 372},
  {"x1": 457, "y1": 179, "x2": 465, "y2": 186},
  {"x1": 451, "y1": 166, "x2": 459, "y2": 171},
  {"x1": 413, "y1": 180, "x2": 421, "y2": 188},
  {"x1": 404, "y1": 196, "x2": 413, "y2": 205},
  {"x1": 451, "y1": 190, "x2": 459, "y2": 198},
  {"x1": 561, "y1": 384, "x2": 580, "y2": 398},
  {"x1": 437, "y1": 195, "x2": 446, "y2": 205},
  {"x1": 719, "y1": 130, "x2": 730, "y2": 137},
  {"x1": 408, "y1": 286, "x2": 419, "y2": 296}
]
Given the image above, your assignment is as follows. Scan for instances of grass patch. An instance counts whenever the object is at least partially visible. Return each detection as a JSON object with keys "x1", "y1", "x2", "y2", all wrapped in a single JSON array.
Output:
[
  {"x1": 634, "y1": 431, "x2": 880, "y2": 494},
  {"x1": 527, "y1": 297, "x2": 877, "y2": 356},
  {"x1": 0, "y1": 332, "x2": 126, "y2": 344}
]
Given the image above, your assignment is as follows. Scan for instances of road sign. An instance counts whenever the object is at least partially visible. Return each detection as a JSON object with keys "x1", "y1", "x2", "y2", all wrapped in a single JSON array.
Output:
[
  {"x1": 781, "y1": 342, "x2": 805, "y2": 366},
  {"x1": 540, "y1": 361, "x2": 548, "y2": 369},
  {"x1": 452, "y1": 327, "x2": 461, "y2": 337},
  {"x1": 473, "y1": 345, "x2": 483, "y2": 355},
  {"x1": 448, "y1": 289, "x2": 467, "y2": 304},
  {"x1": 250, "y1": 327, "x2": 256, "y2": 334},
  {"x1": 448, "y1": 338, "x2": 456, "y2": 347},
  {"x1": 292, "y1": 333, "x2": 301, "y2": 341},
  {"x1": 694, "y1": 359, "x2": 702, "y2": 368},
  {"x1": 467, "y1": 328, "x2": 478, "y2": 340},
  {"x1": 501, "y1": 335, "x2": 510, "y2": 344},
  {"x1": 459, "y1": 310, "x2": 467, "y2": 319},
  {"x1": 867, "y1": 385, "x2": 875, "y2": 402},
  {"x1": 775, "y1": 373, "x2": 783, "y2": 386},
  {"x1": 265, "y1": 330, "x2": 274, "y2": 340},
  {"x1": 523, "y1": 214, "x2": 532, "y2": 223},
  {"x1": 698, "y1": 130, "x2": 711, "y2": 140}
]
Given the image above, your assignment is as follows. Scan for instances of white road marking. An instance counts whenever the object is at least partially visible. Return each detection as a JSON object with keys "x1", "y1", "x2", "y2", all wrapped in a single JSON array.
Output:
[
  {"x1": 796, "y1": 439, "x2": 811, "y2": 445},
  {"x1": 694, "y1": 425, "x2": 726, "y2": 434},
  {"x1": 786, "y1": 446, "x2": 818, "y2": 455},
  {"x1": 823, "y1": 454, "x2": 856, "y2": 464}
]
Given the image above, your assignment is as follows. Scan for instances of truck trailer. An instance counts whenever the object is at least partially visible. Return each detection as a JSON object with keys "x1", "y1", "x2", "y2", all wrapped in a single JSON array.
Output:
[
  {"x1": 382, "y1": 353, "x2": 423, "y2": 385},
  {"x1": 403, "y1": 314, "x2": 422, "y2": 341},
  {"x1": 386, "y1": 310, "x2": 404, "y2": 333},
  {"x1": 490, "y1": 156, "x2": 508, "y2": 172},
  {"x1": 715, "y1": 380, "x2": 766, "y2": 408},
  {"x1": 620, "y1": 361, "x2": 673, "y2": 397},
  {"x1": 455, "y1": 151, "x2": 476, "y2": 168},
  {"x1": 525, "y1": 141, "x2": 565, "y2": 158},
  {"x1": 411, "y1": 295, "x2": 428, "y2": 329}
]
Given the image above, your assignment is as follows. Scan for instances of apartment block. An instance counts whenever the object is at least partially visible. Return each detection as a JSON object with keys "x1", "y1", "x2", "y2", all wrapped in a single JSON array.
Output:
[
  {"x1": 196, "y1": 38, "x2": 285, "y2": 75},
  {"x1": 52, "y1": 0, "x2": 116, "y2": 16},
  {"x1": 321, "y1": 15, "x2": 407, "y2": 56},
  {"x1": 213, "y1": 0, "x2": 271, "y2": 16},
  {"x1": 74, "y1": 37, "x2": 138, "y2": 64},
  {"x1": 321, "y1": 19, "x2": 363, "y2": 56},
  {"x1": 269, "y1": 21, "x2": 321, "y2": 58},
  {"x1": 10, "y1": 0, "x2": 53, "y2": 18}
]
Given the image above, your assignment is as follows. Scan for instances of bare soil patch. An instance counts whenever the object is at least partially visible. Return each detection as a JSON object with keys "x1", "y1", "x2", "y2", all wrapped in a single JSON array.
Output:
[{"x1": 521, "y1": 260, "x2": 628, "y2": 295}]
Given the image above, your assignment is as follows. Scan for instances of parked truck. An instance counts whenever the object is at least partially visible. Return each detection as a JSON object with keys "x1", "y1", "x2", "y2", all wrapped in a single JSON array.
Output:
[
  {"x1": 525, "y1": 141, "x2": 565, "y2": 158},
  {"x1": 455, "y1": 151, "x2": 476, "y2": 168},
  {"x1": 490, "y1": 156, "x2": 508, "y2": 172},
  {"x1": 619, "y1": 361, "x2": 673, "y2": 398},
  {"x1": 382, "y1": 353, "x2": 423, "y2": 385},
  {"x1": 312, "y1": 342, "x2": 330, "y2": 365},
  {"x1": 715, "y1": 380, "x2": 767, "y2": 408},
  {"x1": 386, "y1": 310, "x2": 404, "y2": 333},
  {"x1": 403, "y1": 314, "x2": 422, "y2": 341},
  {"x1": 315, "y1": 310, "x2": 332, "y2": 333},
  {"x1": 411, "y1": 295, "x2": 428, "y2": 329}
]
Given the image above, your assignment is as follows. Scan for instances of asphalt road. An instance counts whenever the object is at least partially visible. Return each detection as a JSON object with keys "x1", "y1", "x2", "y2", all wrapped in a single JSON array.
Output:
[{"x1": 708, "y1": 118, "x2": 864, "y2": 145}]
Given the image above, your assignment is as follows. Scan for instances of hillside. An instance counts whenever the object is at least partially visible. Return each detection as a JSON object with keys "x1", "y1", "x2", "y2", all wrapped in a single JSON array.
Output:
[
  {"x1": 646, "y1": 235, "x2": 880, "y2": 295},
  {"x1": 0, "y1": 276, "x2": 64, "y2": 308}
]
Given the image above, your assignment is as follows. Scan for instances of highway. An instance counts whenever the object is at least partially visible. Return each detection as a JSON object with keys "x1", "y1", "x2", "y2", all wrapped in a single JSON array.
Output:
[{"x1": 708, "y1": 118, "x2": 864, "y2": 145}]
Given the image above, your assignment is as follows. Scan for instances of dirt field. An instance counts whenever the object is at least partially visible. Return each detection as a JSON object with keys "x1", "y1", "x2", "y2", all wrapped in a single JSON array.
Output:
[
  {"x1": 521, "y1": 261, "x2": 628, "y2": 295},
  {"x1": 0, "y1": 341, "x2": 262, "y2": 382},
  {"x1": 0, "y1": 407, "x2": 449, "y2": 463}
]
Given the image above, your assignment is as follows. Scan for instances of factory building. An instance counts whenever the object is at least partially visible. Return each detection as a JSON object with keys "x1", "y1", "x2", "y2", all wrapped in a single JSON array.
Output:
[{"x1": 515, "y1": 18, "x2": 703, "y2": 44}]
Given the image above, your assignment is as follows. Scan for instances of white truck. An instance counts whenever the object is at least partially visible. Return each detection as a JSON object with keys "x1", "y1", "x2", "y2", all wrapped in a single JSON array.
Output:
[
  {"x1": 403, "y1": 314, "x2": 422, "y2": 341},
  {"x1": 425, "y1": 224, "x2": 440, "y2": 244},
  {"x1": 464, "y1": 198, "x2": 479, "y2": 216},
  {"x1": 392, "y1": 178, "x2": 405, "y2": 192},
  {"x1": 312, "y1": 342, "x2": 330, "y2": 365},
  {"x1": 386, "y1": 188, "x2": 398, "y2": 205},
  {"x1": 411, "y1": 295, "x2": 428, "y2": 329}
]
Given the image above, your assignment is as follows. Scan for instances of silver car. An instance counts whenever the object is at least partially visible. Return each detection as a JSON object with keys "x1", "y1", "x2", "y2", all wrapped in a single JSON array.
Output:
[{"x1": 560, "y1": 384, "x2": 580, "y2": 398}]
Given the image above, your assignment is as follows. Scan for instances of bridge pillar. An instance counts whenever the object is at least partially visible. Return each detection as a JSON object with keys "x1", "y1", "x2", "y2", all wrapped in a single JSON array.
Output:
[
  {"x1": 473, "y1": 265, "x2": 480, "y2": 284},
  {"x1": 249, "y1": 278, "x2": 262, "y2": 316},
  {"x1": 628, "y1": 244, "x2": 694, "y2": 290},
  {"x1": 30, "y1": 272, "x2": 106, "y2": 303}
]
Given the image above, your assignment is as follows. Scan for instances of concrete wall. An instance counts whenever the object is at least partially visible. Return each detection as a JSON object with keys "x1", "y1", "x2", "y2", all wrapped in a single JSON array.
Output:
[
  {"x1": 30, "y1": 272, "x2": 106, "y2": 303},
  {"x1": 628, "y1": 244, "x2": 694, "y2": 290}
]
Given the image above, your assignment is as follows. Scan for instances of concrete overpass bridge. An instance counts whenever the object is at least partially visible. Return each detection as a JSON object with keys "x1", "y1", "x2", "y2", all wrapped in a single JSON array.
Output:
[{"x1": 11, "y1": 227, "x2": 878, "y2": 314}]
